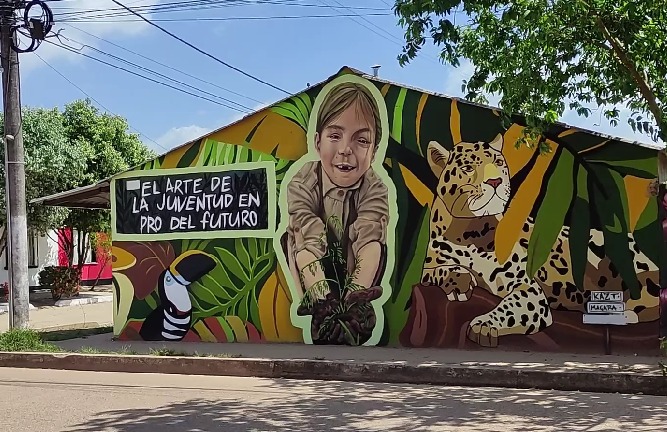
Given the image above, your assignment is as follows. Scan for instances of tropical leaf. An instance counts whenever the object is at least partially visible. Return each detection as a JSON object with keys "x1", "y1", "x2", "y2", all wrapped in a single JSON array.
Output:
[
  {"x1": 589, "y1": 164, "x2": 641, "y2": 299},
  {"x1": 270, "y1": 93, "x2": 313, "y2": 131},
  {"x1": 214, "y1": 246, "x2": 249, "y2": 281},
  {"x1": 119, "y1": 241, "x2": 175, "y2": 299},
  {"x1": 187, "y1": 238, "x2": 276, "y2": 330},
  {"x1": 583, "y1": 144, "x2": 657, "y2": 178},
  {"x1": 632, "y1": 198, "x2": 662, "y2": 267},
  {"x1": 569, "y1": 165, "x2": 591, "y2": 291},
  {"x1": 385, "y1": 205, "x2": 430, "y2": 345},
  {"x1": 527, "y1": 148, "x2": 575, "y2": 278},
  {"x1": 258, "y1": 268, "x2": 301, "y2": 342}
]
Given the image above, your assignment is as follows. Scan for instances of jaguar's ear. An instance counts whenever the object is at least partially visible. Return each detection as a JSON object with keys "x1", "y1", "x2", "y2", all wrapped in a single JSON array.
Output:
[
  {"x1": 489, "y1": 133, "x2": 503, "y2": 152},
  {"x1": 427, "y1": 141, "x2": 450, "y2": 178}
]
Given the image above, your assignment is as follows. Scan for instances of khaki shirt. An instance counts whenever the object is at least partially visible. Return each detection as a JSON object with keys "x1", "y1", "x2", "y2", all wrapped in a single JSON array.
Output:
[{"x1": 286, "y1": 161, "x2": 389, "y2": 271}]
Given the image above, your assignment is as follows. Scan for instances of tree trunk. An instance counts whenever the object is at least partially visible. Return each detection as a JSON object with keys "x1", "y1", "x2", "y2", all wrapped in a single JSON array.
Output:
[{"x1": 594, "y1": 15, "x2": 665, "y2": 141}]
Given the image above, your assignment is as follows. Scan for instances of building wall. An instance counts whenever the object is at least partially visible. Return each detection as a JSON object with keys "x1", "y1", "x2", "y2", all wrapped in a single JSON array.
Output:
[
  {"x1": 57, "y1": 228, "x2": 112, "y2": 284},
  {"x1": 0, "y1": 231, "x2": 59, "y2": 287},
  {"x1": 111, "y1": 69, "x2": 665, "y2": 354},
  {"x1": 0, "y1": 228, "x2": 112, "y2": 288}
]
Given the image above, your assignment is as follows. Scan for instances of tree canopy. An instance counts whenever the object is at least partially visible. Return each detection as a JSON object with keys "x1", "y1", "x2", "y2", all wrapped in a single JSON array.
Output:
[
  {"x1": 394, "y1": 0, "x2": 667, "y2": 148},
  {"x1": 0, "y1": 99, "x2": 156, "y2": 259}
]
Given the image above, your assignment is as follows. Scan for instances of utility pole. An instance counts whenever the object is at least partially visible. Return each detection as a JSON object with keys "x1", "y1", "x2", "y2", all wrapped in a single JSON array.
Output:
[{"x1": 1, "y1": 0, "x2": 29, "y2": 329}]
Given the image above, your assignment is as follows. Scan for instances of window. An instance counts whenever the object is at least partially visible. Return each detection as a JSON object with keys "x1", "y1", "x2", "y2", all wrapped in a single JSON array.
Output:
[
  {"x1": 28, "y1": 233, "x2": 38, "y2": 267},
  {"x1": 4, "y1": 232, "x2": 39, "y2": 268}
]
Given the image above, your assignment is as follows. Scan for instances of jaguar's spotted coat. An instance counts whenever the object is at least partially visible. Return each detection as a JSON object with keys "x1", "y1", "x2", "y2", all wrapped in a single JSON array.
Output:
[{"x1": 421, "y1": 134, "x2": 660, "y2": 347}]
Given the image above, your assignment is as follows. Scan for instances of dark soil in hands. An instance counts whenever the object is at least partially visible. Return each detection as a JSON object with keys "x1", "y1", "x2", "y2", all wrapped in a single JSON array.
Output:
[{"x1": 297, "y1": 287, "x2": 382, "y2": 345}]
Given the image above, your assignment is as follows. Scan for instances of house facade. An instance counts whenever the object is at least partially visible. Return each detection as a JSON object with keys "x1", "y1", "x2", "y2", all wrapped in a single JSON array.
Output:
[
  {"x1": 0, "y1": 228, "x2": 112, "y2": 289},
  {"x1": 38, "y1": 67, "x2": 666, "y2": 355}
]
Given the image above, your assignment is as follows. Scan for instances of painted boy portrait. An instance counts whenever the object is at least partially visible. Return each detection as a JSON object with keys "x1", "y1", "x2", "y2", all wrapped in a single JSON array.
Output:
[{"x1": 277, "y1": 74, "x2": 395, "y2": 345}]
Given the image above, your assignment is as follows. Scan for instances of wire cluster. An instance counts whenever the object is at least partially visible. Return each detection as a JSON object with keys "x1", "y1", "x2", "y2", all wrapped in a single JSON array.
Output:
[{"x1": 11, "y1": 0, "x2": 54, "y2": 53}]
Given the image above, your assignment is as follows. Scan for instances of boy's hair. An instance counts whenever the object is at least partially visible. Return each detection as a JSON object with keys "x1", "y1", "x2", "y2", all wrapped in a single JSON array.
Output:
[{"x1": 315, "y1": 82, "x2": 382, "y2": 150}]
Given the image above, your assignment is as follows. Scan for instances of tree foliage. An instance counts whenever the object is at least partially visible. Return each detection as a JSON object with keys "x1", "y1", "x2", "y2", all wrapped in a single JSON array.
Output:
[
  {"x1": 58, "y1": 99, "x2": 156, "y2": 271},
  {"x1": 0, "y1": 99, "x2": 155, "y2": 273},
  {"x1": 394, "y1": 0, "x2": 667, "y2": 147},
  {"x1": 0, "y1": 107, "x2": 89, "y2": 253}
]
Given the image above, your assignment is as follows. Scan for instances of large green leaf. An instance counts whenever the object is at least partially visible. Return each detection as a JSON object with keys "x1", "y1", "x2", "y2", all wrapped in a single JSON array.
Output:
[
  {"x1": 569, "y1": 164, "x2": 590, "y2": 291},
  {"x1": 583, "y1": 144, "x2": 657, "y2": 178},
  {"x1": 527, "y1": 148, "x2": 575, "y2": 277},
  {"x1": 632, "y1": 198, "x2": 661, "y2": 268},
  {"x1": 589, "y1": 165, "x2": 641, "y2": 299},
  {"x1": 384, "y1": 205, "x2": 430, "y2": 345}
]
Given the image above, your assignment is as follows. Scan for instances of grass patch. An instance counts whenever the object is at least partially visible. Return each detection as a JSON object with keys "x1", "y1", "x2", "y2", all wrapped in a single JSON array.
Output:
[
  {"x1": 41, "y1": 326, "x2": 113, "y2": 342},
  {"x1": 0, "y1": 329, "x2": 63, "y2": 352},
  {"x1": 0, "y1": 329, "x2": 242, "y2": 359}
]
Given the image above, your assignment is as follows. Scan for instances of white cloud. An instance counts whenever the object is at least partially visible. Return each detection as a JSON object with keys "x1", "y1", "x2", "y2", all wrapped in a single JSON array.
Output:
[
  {"x1": 20, "y1": 0, "x2": 160, "y2": 74},
  {"x1": 156, "y1": 125, "x2": 212, "y2": 151},
  {"x1": 152, "y1": 102, "x2": 272, "y2": 152}
]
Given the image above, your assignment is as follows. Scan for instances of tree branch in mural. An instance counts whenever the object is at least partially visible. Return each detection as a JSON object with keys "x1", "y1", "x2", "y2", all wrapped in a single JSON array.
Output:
[
  {"x1": 277, "y1": 75, "x2": 395, "y2": 346},
  {"x1": 421, "y1": 134, "x2": 661, "y2": 348}
]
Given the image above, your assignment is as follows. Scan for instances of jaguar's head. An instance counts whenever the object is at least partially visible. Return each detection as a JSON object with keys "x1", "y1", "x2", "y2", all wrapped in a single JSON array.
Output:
[{"x1": 427, "y1": 134, "x2": 510, "y2": 218}]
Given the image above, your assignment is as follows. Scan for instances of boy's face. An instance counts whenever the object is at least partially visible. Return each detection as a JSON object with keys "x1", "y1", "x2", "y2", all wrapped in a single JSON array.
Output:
[{"x1": 316, "y1": 102, "x2": 375, "y2": 188}]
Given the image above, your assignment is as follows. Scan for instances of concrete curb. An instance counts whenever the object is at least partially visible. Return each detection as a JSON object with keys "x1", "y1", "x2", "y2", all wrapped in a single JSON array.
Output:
[
  {"x1": 54, "y1": 295, "x2": 112, "y2": 307},
  {"x1": 0, "y1": 351, "x2": 665, "y2": 395}
]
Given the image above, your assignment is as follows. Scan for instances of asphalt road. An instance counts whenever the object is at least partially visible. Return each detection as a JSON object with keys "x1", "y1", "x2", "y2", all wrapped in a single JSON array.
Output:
[{"x1": 1, "y1": 367, "x2": 665, "y2": 431}]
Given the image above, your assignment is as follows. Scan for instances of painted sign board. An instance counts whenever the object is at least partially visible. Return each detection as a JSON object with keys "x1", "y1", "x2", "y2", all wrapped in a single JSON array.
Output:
[
  {"x1": 111, "y1": 162, "x2": 277, "y2": 241},
  {"x1": 583, "y1": 291, "x2": 627, "y2": 325}
]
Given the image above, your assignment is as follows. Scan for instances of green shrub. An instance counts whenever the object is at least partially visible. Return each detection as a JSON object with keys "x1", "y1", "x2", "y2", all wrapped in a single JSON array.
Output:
[
  {"x1": 38, "y1": 266, "x2": 81, "y2": 301},
  {"x1": 0, "y1": 329, "x2": 62, "y2": 352}
]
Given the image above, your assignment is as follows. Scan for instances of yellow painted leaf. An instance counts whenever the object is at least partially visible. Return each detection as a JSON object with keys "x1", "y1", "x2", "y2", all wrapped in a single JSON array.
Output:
[
  {"x1": 495, "y1": 141, "x2": 559, "y2": 263},
  {"x1": 258, "y1": 269, "x2": 301, "y2": 342},
  {"x1": 207, "y1": 110, "x2": 307, "y2": 161},
  {"x1": 416, "y1": 93, "x2": 428, "y2": 145},
  {"x1": 193, "y1": 320, "x2": 217, "y2": 342},
  {"x1": 112, "y1": 273, "x2": 134, "y2": 336},
  {"x1": 225, "y1": 315, "x2": 249, "y2": 342},
  {"x1": 501, "y1": 124, "x2": 533, "y2": 176},
  {"x1": 111, "y1": 246, "x2": 135, "y2": 271},
  {"x1": 399, "y1": 163, "x2": 433, "y2": 206},
  {"x1": 160, "y1": 142, "x2": 198, "y2": 169},
  {"x1": 624, "y1": 175, "x2": 653, "y2": 231},
  {"x1": 450, "y1": 100, "x2": 461, "y2": 143}
]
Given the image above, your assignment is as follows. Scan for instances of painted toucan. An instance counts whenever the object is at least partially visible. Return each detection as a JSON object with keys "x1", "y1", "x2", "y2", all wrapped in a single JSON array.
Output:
[{"x1": 139, "y1": 250, "x2": 217, "y2": 341}]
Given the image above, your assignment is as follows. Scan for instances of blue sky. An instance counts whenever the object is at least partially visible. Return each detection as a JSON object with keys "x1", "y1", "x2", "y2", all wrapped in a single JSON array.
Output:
[{"x1": 20, "y1": 0, "x2": 658, "y2": 155}]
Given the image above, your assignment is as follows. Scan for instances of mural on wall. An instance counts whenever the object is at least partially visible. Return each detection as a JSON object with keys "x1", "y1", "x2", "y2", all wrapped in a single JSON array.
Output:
[
  {"x1": 110, "y1": 67, "x2": 665, "y2": 354},
  {"x1": 275, "y1": 75, "x2": 397, "y2": 345}
]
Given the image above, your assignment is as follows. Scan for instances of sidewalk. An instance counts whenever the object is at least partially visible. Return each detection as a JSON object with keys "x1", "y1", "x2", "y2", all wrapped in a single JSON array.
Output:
[
  {"x1": 0, "y1": 298, "x2": 112, "y2": 332},
  {"x1": 54, "y1": 332, "x2": 662, "y2": 376}
]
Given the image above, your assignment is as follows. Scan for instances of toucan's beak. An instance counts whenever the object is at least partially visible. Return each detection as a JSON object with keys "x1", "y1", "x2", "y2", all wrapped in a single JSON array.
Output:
[{"x1": 169, "y1": 250, "x2": 217, "y2": 285}]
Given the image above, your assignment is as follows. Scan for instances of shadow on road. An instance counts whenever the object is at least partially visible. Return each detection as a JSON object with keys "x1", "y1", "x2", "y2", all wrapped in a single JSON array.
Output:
[{"x1": 69, "y1": 378, "x2": 667, "y2": 431}]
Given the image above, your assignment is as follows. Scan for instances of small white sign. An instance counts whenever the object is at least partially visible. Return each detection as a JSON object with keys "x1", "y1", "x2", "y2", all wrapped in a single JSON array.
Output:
[
  {"x1": 583, "y1": 314, "x2": 627, "y2": 325},
  {"x1": 587, "y1": 302, "x2": 625, "y2": 314},
  {"x1": 591, "y1": 291, "x2": 623, "y2": 302},
  {"x1": 125, "y1": 179, "x2": 141, "y2": 191}
]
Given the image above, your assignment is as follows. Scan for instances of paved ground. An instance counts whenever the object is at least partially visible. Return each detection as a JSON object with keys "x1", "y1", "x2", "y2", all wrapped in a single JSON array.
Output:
[
  {"x1": 0, "y1": 301, "x2": 112, "y2": 332},
  {"x1": 1, "y1": 367, "x2": 665, "y2": 432},
  {"x1": 55, "y1": 332, "x2": 663, "y2": 376}
]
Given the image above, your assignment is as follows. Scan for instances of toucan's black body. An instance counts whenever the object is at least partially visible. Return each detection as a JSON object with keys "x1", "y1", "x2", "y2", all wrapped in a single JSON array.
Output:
[{"x1": 139, "y1": 251, "x2": 217, "y2": 342}]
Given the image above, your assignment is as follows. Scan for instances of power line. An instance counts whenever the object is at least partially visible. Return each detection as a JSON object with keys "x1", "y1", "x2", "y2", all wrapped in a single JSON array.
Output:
[
  {"x1": 106, "y1": 0, "x2": 290, "y2": 95},
  {"x1": 64, "y1": 23, "x2": 264, "y2": 106},
  {"x1": 33, "y1": 51, "x2": 167, "y2": 151},
  {"x1": 59, "y1": 33, "x2": 253, "y2": 111},
  {"x1": 51, "y1": 0, "x2": 388, "y2": 20},
  {"x1": 44, "y1": 39, "x2": 254, "y2": 110},
  {"x1": 56, "y1": 13, "x2": 393, "y2": 23}
]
